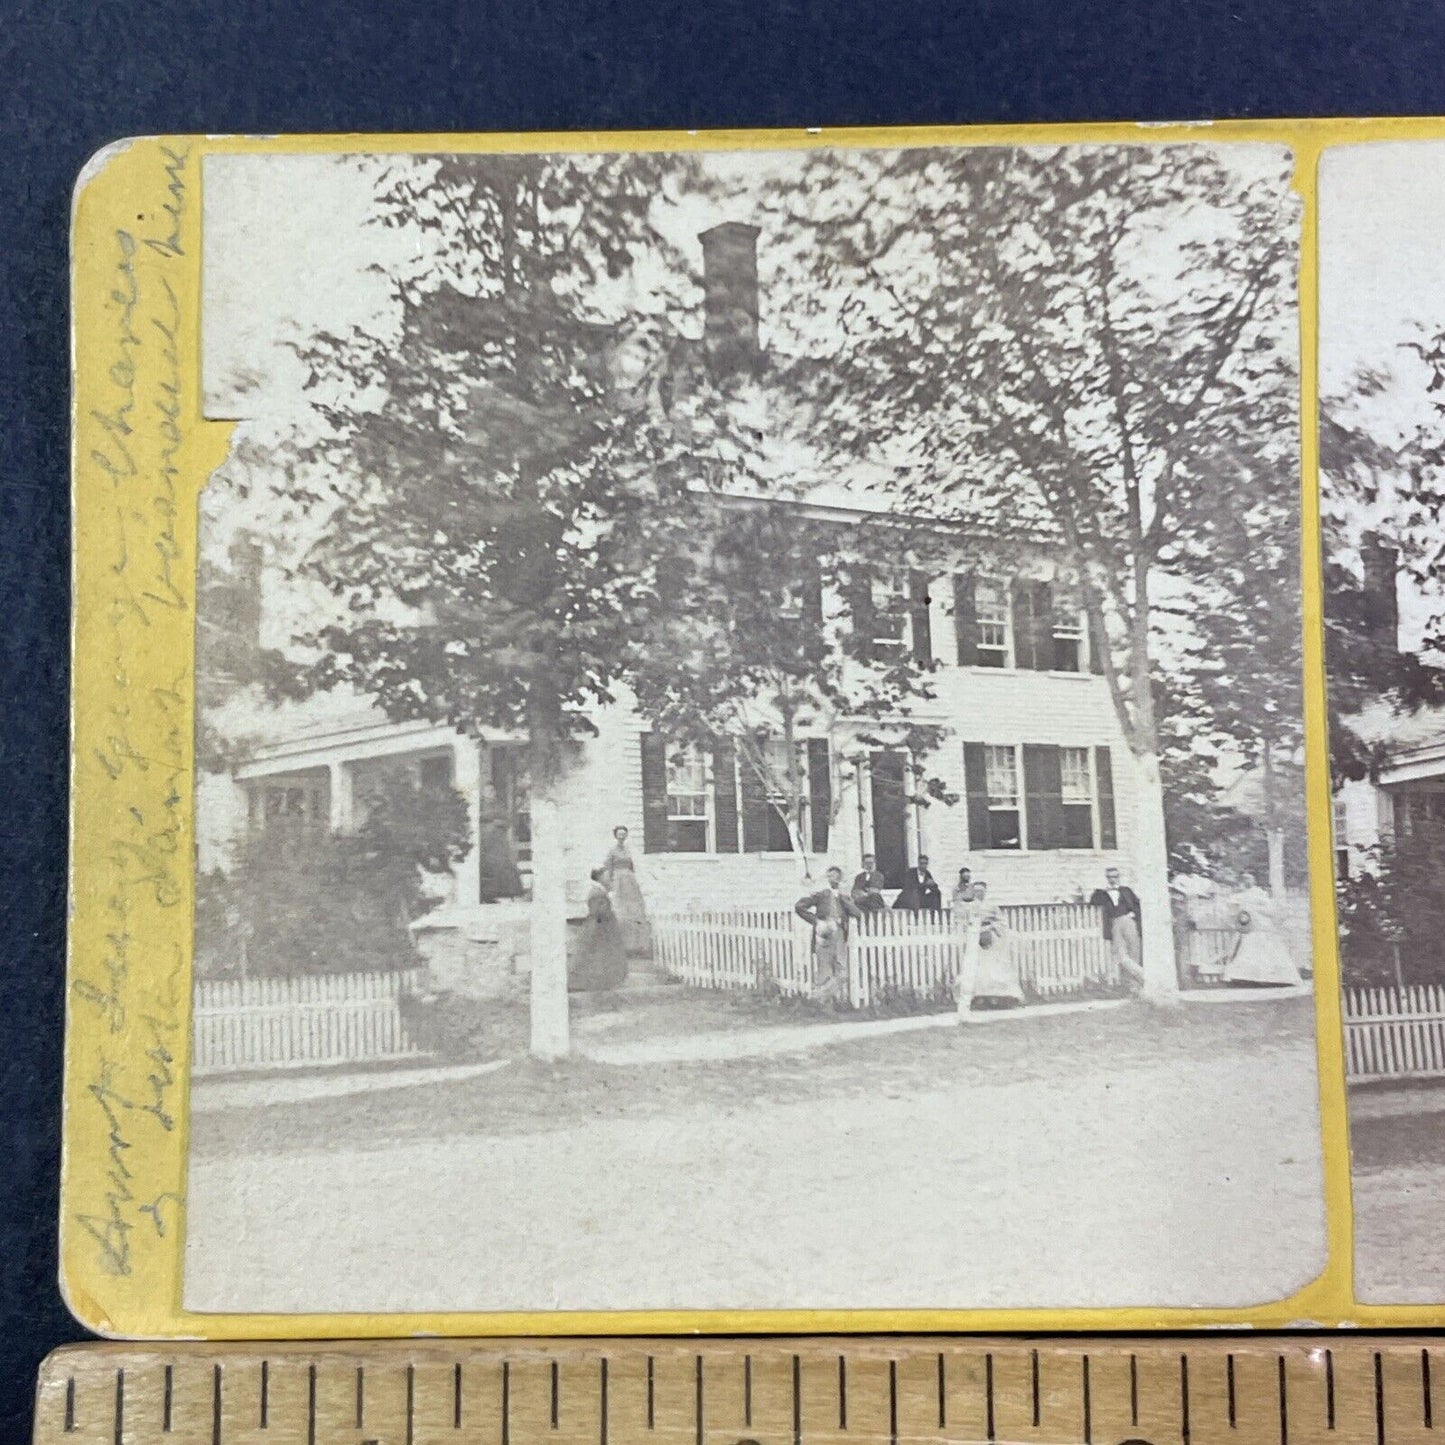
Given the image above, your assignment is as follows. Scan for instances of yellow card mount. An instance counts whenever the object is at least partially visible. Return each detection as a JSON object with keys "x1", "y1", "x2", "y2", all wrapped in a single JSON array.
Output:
[{"x1": 32, "y1": 1337, "x2": 1442, "y2": 1445}]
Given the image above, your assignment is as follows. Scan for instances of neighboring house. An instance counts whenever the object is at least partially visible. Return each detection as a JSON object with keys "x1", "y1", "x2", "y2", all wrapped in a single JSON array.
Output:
[
  {"x1": 1330, "y1": 534, "x2": 1445, "y2": 877},
  {"x1": 197, "y1": 224, "x2": 1148, "y2": 945}
]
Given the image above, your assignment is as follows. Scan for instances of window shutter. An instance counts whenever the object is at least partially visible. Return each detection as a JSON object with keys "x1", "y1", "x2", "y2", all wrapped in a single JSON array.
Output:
[
  {"x1": 713, "y1": 738, "x2": 739, "y2": 853},
  {"x1": 1031, "y1": 581, "x2": 1054, "y2": 671},
  {"x1": 1011, "y1": 580, "x2": 1038, "y2": 670},
  {"x1": 953, "y1": 574, "x2": 979, "y2": 666},
  {"x1": 909, "y1": 571, "x2": 933, "y2": 665},
  {"x1": 739, "y1": 747, "x2": 770, "y2": 853},
  {"x1": 807, "y1": 738, "x2": 831, "y2": 853},
  {"x1": 802, "y1": 560, "x2": 825, "y2": 632},
  {"x1": 640, "y1": 733, "x2": 670, "y2": 854},
  {"x1": 1095, "y1": 746, "x2": 1117, "y2": 850},
  {"x1": 1088, "y1": 608, "x2": 1107, "y2": 675},
  {"x1": 1022, "y1": 744, "x2": 1063, "y2": 851},
  {"x1": 963, "y1": 742, "x2": 991, "y2": 850},
  {"x1": 847, "y1": 564, "x2": 876, "y2": 662}
]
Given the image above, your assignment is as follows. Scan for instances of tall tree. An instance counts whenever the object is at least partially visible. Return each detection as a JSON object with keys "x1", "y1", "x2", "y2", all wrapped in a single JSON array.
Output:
[
  {"x1": 272, "y1": 154, "x2": 705, "y2": 1058},
  {"x1": 628, "y1": 499, "x2": 954, "y2": 874},
  {"x1": 772, "y1": 144, "x2": 1300, "y2": 996}
]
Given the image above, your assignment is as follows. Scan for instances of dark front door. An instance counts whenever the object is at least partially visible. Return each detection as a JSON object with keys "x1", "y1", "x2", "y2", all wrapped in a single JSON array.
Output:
[{"x1": 870, "y1": 750, "x2": 909, "y2": 888}]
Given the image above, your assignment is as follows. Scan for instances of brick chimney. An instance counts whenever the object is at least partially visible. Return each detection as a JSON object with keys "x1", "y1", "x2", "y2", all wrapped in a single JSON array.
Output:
[
  {"x1": 699, "y1": 221, "x2": 761, "y2": 377},
  {"x1": 1360, "y1": 530, "x2": 1400, "y2": 652}
]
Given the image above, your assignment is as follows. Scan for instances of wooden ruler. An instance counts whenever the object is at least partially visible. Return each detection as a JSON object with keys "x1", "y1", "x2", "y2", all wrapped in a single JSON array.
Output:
[{"x1": 33, "y1": 1338, "x2": 1443, "y2": 1445}]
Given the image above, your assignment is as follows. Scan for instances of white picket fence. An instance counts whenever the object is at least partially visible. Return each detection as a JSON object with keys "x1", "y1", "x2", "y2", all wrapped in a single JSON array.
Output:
[
  {"x1": 192, "y1": 968, "x2": 426, "y2": 1076},
  {"x1": 651, "y1": 903, "x2": 1122, "y2": 1008},
  {"x1": 1344, "y1": 985, "x2": 1445, "y2": 1082}
]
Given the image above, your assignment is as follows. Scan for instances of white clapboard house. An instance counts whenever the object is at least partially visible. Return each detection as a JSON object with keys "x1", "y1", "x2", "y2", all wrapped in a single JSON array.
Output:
[
  {"x1": 1331, "y1": 529, "x2": 1445, "y2": 879},
  {"x1": 198, "y1": 222, "x2": 1149, "y2": 962}
]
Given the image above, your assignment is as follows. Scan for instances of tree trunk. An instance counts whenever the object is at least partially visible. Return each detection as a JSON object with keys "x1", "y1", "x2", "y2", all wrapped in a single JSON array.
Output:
[
  {"x1": 526, "y1": 688, "x2": 570, "y2": 1060},
  {"x1": 527, "y1": 768, "x2": 570, "y2": 1059},
  {"x1": 1132, "y1": 750, "x2": 1180, "y2": 1000},
  {"x1": 1266, "y1": 828, "x2": 1287, "y2": 898}
]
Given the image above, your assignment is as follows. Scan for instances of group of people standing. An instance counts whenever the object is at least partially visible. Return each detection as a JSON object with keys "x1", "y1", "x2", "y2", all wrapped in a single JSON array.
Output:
[
  {"x1": 572, "y1": 826, "x2": 651, "y2": 989},
  {"x1": 796, "y1": 855, "x2": 1302, "y2": 1003}
]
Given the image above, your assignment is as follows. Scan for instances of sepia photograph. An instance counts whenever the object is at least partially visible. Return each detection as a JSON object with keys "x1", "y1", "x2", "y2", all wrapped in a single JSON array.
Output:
[
  {"x1": 1321, "y1": 141, "x2": 1445, "y2": 1304},
  {"x1": 183, "y1": 141, "x2": 1323, "y2": 1315}
]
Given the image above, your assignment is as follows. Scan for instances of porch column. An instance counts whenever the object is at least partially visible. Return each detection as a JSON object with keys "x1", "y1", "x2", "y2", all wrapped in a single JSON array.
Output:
[
  {"x1": 453, "y1": 736, "x2": 484, "y2": 908},
  {"x1": 327, "y1": 760, "x2": 354, "y2": 833}
]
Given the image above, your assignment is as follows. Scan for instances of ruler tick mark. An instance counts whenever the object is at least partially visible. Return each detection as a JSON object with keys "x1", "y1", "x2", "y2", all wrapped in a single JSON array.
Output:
[
  {"x1": 937, "y1": 1353, "x2": 947, "y2": 1429},
  {"x1": 455, "y1": 1362, "x2": 463, "y2": 1430},
  {"x1": 1083, "y1": 1356, "x2": 1092, "y2": 1445},
  {"x1": 1181, "y1": 1354, "x2": 1192, "y2": 1445},
  {"x1": 406, "y1": 1363, "x2": 415, "y2": 1445},
  {"x1": 889, "y1": 1361, "x2": 898, "y2": 1445},
  {"x1": 211, "y1": 1365, "x2": 222, "y2": 1445},
  {"x1": 64, "y1": 1375, "x2": 75, "y2": 1433},
  {"x1": 985, "y1": 1353, "x2": 996, "y2": 1442},
  {"x1": 1327, "y1": 1350, "x2": 1336, "y2": 1431},
  {"x1": 1376, "y1": 1352, "x2": 1387, "y2": 1445},
  {"x1": 650, "y1": 1356, "x2": 658, "y2": 1430},
  {"x1": 260, "y1": 1360, "x2": 269, "y2": 1430},
  {"x1": 838, "y1": 1355, "x2": 847, "y2": 1430},
  {"x1": 356, "y1": 1366, "x2": 365, "y2": 1431},
  {"x1": 1424, "y1": 1349, "x2": 1434, "y2": 1429},
  {"x1": 1227, "y1": 1354, "x2": 1237, "y2": 1429},
  {"x1": 1277, "y1": 1356, "x2": 1288, "y2": 1445},
  {"x1": 792, "y1": 1354, "x2": 801, "y2": 1445},
  {"x1": 742, "y1": 1356, "x2": 750, "y2": 1430},
  {"x1": 164, "y1": 1365, "x2": 173, "y2": 1435},
  {"x1": 602, "y1": 1357, "x2": 610, "y2": 1445},
  {"x1": 114, "y1": 1369, "x2": 124, "y2": 1445},
  {"x1": 308, "y1": 1364, "x2": 318, "y2": 1445},
  {"x1": 1130, "y1": 1355, "x2": 1139, "y2": 1427},
  {"x1": 1031, "y1": 1350, "x2": 1040, "y2": 1428},
  {"x1": 551, "y1": 1360, "x2": 560, "y2": 1429},
  {"x1": 694, "y1": 1355, "x2": 702, "y2": 1445},
  {"x1": 502, "y1": 1361, "x2": 511, "y2": 1445}
]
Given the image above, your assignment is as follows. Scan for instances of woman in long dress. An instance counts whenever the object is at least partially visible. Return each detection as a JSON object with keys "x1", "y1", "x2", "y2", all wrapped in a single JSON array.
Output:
[
  {"x1": 601, "y1": 825, "x2": 650, "y2": 958},
  {"x1": 956, "y1": 880, "x2": 1023, "y2": 1015},
  {"x1": 1222, "y1": 872, "x2": 1303, "y2": 987},
  {"x1": 569, "y1": 868, "x2": 628, "y2": 991}
]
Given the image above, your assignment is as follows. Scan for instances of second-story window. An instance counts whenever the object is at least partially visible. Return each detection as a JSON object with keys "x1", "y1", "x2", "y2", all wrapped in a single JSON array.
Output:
[
  {"x1": 666, "y1": 746, "x2": 711, "y2": 852},
  {"x1": 976, "y1": 581, "x2": 1010, "y2": 668},
  {"x1": 870, "y1": 573, "x2": 910, "y2": 659},
  {"x1": 1051, "y1": 590, "x2": 1085, "y2": 672}
]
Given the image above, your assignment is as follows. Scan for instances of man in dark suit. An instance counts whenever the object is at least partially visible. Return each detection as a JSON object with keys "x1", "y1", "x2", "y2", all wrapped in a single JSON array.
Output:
[
  {"x1": 894, "y1": 854, "x2": 943, "y2": 912},
  {"x1": 851, "y1": 853, "x2": 888, "y2": 913},
  {"x1": 1089, "y1": 866, "x2": 1143, "y2": 986}
]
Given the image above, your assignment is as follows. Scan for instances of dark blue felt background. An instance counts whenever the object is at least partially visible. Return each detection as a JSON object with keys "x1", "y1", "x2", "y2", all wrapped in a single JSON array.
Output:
[{"x1": 2, "y1": 0, "x2": 1442, "y2": 1436}]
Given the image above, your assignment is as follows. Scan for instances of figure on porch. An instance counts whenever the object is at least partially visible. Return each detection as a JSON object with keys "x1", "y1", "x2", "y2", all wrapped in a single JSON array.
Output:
[
  {"x1": 956, "y1": 879, "x2": 1022, "y2": 1013},
  {"x1": 894, "y1": 854, "x2": 942, "y2": 913},
  {"x1": 951, "y1": 866, "x2": 974, "y2": 910},
  {"x1": 796, "y1": 865, "x2": 862, "y2": 1003},
  {"x1": 601, "y1": 824, "x2": 651, "y2": 957},
  {"x1": 1090, "y1": 866, "x2": 1144, "y2": 989},
  {"x1": 1222, "y1": 872, "x2": 1304, "y2": 988},
  {"x1": 851, "y1": 854, "x2": 888, "y2": 913}
]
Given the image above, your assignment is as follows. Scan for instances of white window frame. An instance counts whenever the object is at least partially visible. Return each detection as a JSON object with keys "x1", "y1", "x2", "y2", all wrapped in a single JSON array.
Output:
[
  {"x1": 1051, "y1": 589, "x2": 1086, "y2": 672},
  {"x1": 975, "y1": 579, "x2": 1012, "y2": 668},
  {"x1": 870, "y1": 572, "x2": 911, "y2": 659},
  {"x1": 984, "y1": 743, "x2": 1024, "y2": 849},
  {"x1": 665, "y1": 745, "x2": 713, "y2": 850},
  {"x1": 1058, "y1": 745, "x2": 1097, "y2": 849},
  {"x1": 752, "y1": 736, "x2": 812, "y2": 854}
]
